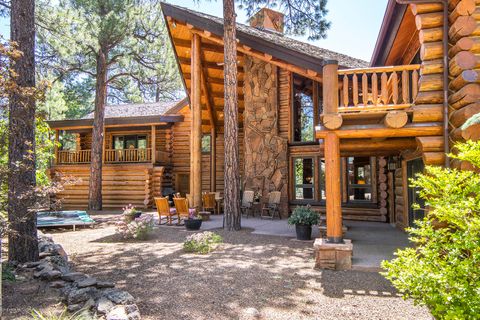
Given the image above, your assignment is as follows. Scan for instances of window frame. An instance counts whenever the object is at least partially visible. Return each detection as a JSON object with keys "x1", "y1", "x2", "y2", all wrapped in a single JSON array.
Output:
[
  {"x1": 112, "y1": 134, "x2": 148, "y2": 150},
  {"x1": 292, "y1": 156, "x2": 316, "y2": 202}
]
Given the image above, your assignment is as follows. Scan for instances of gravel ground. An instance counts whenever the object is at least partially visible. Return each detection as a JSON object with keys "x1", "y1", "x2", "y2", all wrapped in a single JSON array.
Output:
[{"x1": 33, "y1": 213, "x2": 433, "y2": 320}]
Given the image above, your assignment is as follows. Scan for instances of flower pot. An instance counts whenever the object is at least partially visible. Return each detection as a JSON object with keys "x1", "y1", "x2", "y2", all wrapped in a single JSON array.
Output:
[
  {"x1": 185, "y1": 219, "x2": 202, "y2": 231},
  {"x1": 295, "y1": 224, "x2": 312, "y2": 241}
]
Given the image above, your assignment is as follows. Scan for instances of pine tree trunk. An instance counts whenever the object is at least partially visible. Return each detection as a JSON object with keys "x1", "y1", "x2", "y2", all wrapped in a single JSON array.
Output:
[
  {"x1": 8, "y1": 0, "x2": 39, "y2": 263},
  {"x1": 88, "y1": 47, "x2": 108, "y2": 210},
  {"x1": 223, "y1": 0, "x2": 241, "y2": 230}
]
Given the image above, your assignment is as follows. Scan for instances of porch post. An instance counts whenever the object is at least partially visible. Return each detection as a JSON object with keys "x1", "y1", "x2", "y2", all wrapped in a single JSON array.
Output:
[
  {"x1": 54, "y1": 129, "x2": 59, "y2": 165},
  {"x1": 191, "y1": 33, "x2": 202, "y2": 208},
  {"x1": 324, "y1": 131, "x2": 342, "y2": 243},
  {"x1": 151, "y1": 125, "x2": 156, "y2": 164}
]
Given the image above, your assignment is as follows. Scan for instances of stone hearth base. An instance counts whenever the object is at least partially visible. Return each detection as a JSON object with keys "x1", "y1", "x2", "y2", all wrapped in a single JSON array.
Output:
[{"x1": 314, "y1": 238, "x2": 353, "y2": 270}]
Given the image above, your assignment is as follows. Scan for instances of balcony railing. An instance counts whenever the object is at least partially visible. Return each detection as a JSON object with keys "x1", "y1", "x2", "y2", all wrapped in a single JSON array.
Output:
[
  {"x1": 104, "y1": 148, "x2": 152, "y2": 163},
  {"x1": 55, "y1": 148, "x2": 172, "y2": 165},
  {"x1": 337, "y1": 64, "x2": 420, "y2": 113},
  {"x1": 57, "y1": 150, "x2": 92, "y2": 164}
]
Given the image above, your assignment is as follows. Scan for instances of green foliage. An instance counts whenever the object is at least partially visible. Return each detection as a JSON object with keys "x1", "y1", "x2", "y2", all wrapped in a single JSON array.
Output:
[
  {"x1": 36, "y1": 0, "x2": 183, "y2": 115},
  {"x1": 31, "y1": 308, "x2": 93, "y2": 320},
  {"x1": 382, "y1": 140, "x2": 480, "y2": 319},
  {"x1": 183, "y1": 231, "x2": 223, "y2": 254},
  {"x1": 2, "y1": 263, "x2": 16, "y2": 282},
  {"x1": 288, "y1": 205, "x2": 320, "y2": 226}
]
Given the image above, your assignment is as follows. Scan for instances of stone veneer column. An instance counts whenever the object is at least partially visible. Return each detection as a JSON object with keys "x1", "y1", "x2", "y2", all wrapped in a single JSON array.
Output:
[{"x1": 243, "y1": 56, "x2": 288, "y2": 216}]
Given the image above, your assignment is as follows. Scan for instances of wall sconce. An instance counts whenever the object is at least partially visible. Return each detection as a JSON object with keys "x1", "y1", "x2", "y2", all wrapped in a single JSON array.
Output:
[{"x1": 387, "y1": 156, "x2": 399, "y2": 171}]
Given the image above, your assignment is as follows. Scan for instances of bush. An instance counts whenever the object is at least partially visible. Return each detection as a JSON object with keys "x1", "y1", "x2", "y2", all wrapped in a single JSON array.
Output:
[
  {"x1": 31, "y1": 308, "x2": 92, "y2": 320},
  {"x1": 287, "y1": 205, "x2": 320, "y2": 226},
  {"x1": 115, "y1": 213, "x2": 154, "y2": 240},
  {"x1": 183, "y1": 231, "x2": 223, "y2": 254},
  {"x1": 382, "y1": 140, "x2": 480, "y2": 319}
]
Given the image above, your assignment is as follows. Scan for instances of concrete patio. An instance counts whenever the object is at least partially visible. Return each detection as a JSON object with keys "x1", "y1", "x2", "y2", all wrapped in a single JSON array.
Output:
[{"x1": 154, "y1": 214, "x2": 410, "y2": 271}]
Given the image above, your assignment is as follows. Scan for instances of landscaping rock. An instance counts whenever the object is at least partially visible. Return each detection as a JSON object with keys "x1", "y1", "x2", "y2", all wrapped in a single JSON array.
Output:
[
  {"x1": 243, "y1": 307, "x2": 261, "y2": 319},
  {"x1": 107, "y1": 305, "x2": 140, "y2": 320},
  {"x1": 77, "y1": 277, "x2": 97, "y2": 288},
  {"x1": 67, "y1": 287, "x2": 97, "y2": 305},
  {"x1": 97, "y1": 281, "x2": 115, "y2": 289},
  {"x1": 50, "y1": 280, "x2": 66, "y2": 288},
  {"x1": 39, "y1": 251, "x2": 54, "y2": 258},
  {"x1": 105, "y1": 289, "x2": 135, "y2": 304},
  {"x1": 22, "y1": 261, "x2": 42, "y2": 269},
  {"x1": 97, "y1": 297, "x2": 115, "y2": 315},
  {"x1": 62, "y1": 272, "x2": 87, "y2": 282},
  {"x1": 67, "y1": 303, "x2": 83, "y2": 313},
  {"x1": 83, "y1": 298, "x2": 96, "y2": 310},
  {"x1": 34, "y1": 262, "x2": 50, "y2": 271},
  {"x1": 33, "y1": 265, "x2": 53, "y2": 278},
  {"x1": 43, "y1": 270, "x2": 62, "y2": 280}
]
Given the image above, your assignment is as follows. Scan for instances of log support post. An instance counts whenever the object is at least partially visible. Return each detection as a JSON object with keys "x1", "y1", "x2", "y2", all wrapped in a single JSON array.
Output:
[
  {"x1": 210, "y1": 127, "x2": 216, "y2": 192},
  {"x1": 191, "y1": 33, "x2": 202, "y2": 209},
  {"x1": 151, "y1": 125, "x2": 156, "y2": 164},
  {"x1": 322, "y1": 60, "x2": 343, "y2": 130},
  {"x1": 324, "y1": 132, "x2": 343, "y2": 243}
]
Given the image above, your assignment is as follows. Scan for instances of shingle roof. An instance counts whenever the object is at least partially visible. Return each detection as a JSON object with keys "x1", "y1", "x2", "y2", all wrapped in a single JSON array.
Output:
[
  {"x1": 161, "y1": 3, "x2": 368, "y2": 69},
  {"x1": 82, "y1": 98, "x2": 188, "y2": 119}
]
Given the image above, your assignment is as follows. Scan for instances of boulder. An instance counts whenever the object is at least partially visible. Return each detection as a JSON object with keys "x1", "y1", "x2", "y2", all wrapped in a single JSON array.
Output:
[
  {"x1": 107, "y1": 305, "x2": 140, "y2": 320},
  {"x1": 67, "y1": 287, "x2": 96, "y2": 305},
  {"x1": 22, "y1": 261, "x2": 42, "y2": 269},
  {"x1": 97, "y1": 281, "x2": 115, "y2": 289},
  {"x1": 50, "y1": 280, "x2": 66, "y2": 288}
]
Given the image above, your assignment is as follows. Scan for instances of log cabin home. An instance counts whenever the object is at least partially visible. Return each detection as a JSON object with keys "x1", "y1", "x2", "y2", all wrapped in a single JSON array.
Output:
[{"x1": 48, "y1": 0, "x2": 480, "y2": 267}]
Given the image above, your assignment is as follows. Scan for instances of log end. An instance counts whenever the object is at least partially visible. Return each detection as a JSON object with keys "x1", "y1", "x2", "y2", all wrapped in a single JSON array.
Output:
[
  {"x1": 384, "y1": 111, "x2": 409, "y2": 129},
  {"x1": 323, "y1": 113, "x2": 343, "y2": 130}
]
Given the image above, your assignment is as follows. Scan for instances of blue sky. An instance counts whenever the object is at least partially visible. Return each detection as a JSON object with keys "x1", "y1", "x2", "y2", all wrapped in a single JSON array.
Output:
[{"x1": 0, "y1": 1, "x2": 388, "y2": 62}]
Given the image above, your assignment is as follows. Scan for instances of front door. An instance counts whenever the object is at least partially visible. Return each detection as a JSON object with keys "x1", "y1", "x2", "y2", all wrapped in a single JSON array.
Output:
[{"x1": 407, "y1": 158, "x2": 425, "y2": 227}]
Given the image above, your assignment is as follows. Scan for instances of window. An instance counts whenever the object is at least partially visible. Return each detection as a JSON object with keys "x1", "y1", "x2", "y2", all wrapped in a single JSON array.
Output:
[
  {"x1": 293, "y1": 74, "x2": 315, "y2": 142},
  {"x1": 112, "y1": 135, "x2": 147, "y2": 150},
  {"x1": 318, "y1": 159, "x2": 326, "y2": 200},
  {"x1": 294, "y1": 158, "x2": 315, "y2": 200},
  {"x1": 201, "y1": 135, "x2": 211, "y2": 153},
  {"x1": 346, "y1": 157, "x2": 373, "y2": 202}
]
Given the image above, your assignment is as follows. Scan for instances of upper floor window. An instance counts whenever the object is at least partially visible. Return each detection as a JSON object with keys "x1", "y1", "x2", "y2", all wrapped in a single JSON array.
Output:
[
  {"x1": 201, "y1": 135, "x2": 211, "y2": 153},
  {"x1": 113, "y1": 135, "x2": 147, "y2": 150},
  {"x1": 292, "y1": 74, "x2": 315, "y2": 142}
]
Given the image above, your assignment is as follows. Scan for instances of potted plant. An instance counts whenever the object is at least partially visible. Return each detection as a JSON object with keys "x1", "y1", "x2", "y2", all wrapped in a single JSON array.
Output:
[
  {"x1": 184, "y1": 210, "x2": 203, "y2": 231},
  {"x1": 288, "y1": 205, "x2": 320, "y2": 240},
  {"x1": 123, "y1": 204, "x2": 142, "y2": 223}
]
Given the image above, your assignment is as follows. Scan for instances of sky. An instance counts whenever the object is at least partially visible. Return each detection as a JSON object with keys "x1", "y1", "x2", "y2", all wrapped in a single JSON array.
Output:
[{"x1": 0, "y1": 0, "x2": 388, "y2": 63}]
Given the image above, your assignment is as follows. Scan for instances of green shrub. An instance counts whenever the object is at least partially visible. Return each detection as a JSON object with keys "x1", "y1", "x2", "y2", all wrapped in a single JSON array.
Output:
[
  {"x1": 183, "y1": 231, "x2": 223, "y2": 254},
  {"x1": 2, "y1": 263, "x2": 16, "y2": 282},
  {"x1": 31, "y1": 308, "x2": 93, "y2": 320},
  {"x1": 382, "y1": 140, "x2": 480, "y2": 319},
  {"x1": 288, "y1": 205, "x2": 320, "y2": 226}
]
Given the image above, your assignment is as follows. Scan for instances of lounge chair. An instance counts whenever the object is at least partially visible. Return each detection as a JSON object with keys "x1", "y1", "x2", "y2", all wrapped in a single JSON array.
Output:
[
  {"x1": 173, "y1": 197, "x2": 195, "y2": 224},
  {"x1": 154, "y1": 197, "x2": 177, "y2": 225},
  {"x1": 241, "y1": 190, "x2": 255, "y2": 218},
  {"x1": 202, "y1": 193, "x2": 217, "y2": 215},
  {"x1": 261, "y1": 191, "x2": 282, "y2": 219}
]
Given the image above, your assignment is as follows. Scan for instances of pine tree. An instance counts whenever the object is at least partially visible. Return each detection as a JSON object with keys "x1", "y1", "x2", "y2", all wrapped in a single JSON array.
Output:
[{"x1": 37, "y1": 0, "x2": 181, "y2": 209}]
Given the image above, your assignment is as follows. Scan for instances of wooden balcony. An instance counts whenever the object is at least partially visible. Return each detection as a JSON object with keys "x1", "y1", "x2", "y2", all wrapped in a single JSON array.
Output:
[
  {"x1": 56, "y1": 148, "x2": 170, "y2": 165},
  {"x1": 337, "y1": 64, "x2": 420, "y2": 113}
]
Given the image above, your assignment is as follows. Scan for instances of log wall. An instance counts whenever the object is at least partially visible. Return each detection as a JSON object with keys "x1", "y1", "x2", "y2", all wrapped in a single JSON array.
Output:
[
  {"x1": 410, "y1": 3, "x2": 446, "y2": 165},
  {"x1": 50, "y1": 164, "x2": 164, "y2": 209}
]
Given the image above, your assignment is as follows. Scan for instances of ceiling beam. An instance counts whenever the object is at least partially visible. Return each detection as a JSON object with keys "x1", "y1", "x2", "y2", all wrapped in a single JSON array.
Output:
[
  {"x1": 173, "y1": 37, "x2": 244, "y2": 56},
  {"x1": 184, "y1": 73, "x2": 244, "y2": 86},
  {"x1": 178, "y1": 56, "x2": 244, "y2": 73}
]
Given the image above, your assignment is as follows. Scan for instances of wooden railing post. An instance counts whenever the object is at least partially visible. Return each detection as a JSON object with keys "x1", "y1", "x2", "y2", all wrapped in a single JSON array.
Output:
[
  {"x1": 151, "y1": 125, "x2": 156, "y2": 164},
  {"x1": 322, "y1": 60, "x2": 342, "y2": 130},
  {"x1": 54, "y1": 129, "x2": 59, "y2": 165},
  {"x1": 325, "y1": 131, "x2": 343, "y2": 243}
]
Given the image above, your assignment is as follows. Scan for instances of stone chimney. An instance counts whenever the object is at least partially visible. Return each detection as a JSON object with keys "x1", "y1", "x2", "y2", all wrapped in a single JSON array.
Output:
[{"x1": 249, "y1": 8, "x2": 285, "y2": 33}]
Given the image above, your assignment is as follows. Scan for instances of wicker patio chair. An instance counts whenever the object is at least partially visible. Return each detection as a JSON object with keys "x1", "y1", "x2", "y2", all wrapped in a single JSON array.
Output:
[
  {"x1": 241, "y1": 190, "x2": 255, "y2": 218},
  {"x1": 154, "y1": 197, "x2": 177, "y2": 225},
  {"x1": 202, "y1": 193, "x2": 217, "y2": 215},
  {"x1": 261, "y1": 191, "x2": 282, "y2": 219}
]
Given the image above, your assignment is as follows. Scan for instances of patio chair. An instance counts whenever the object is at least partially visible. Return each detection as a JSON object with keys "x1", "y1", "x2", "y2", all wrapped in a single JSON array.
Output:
[
  {"x1": 202, "y1": 193, "x2": 217, "y2": 215},
  {"x1": 173, "y1": 197, "x2": 195, "y2": 224},
  {"x1": 261, "y1": 191, "x2": 282, "y2": 219},
  {"x1": 241, "y1": 190, "x2": 255, "y2": 218},
  {"x1": 214, "y1": 192, "x2": 223, "y2": 214},
  {"x1": 154, "y1": 197, "x2": 177, "y2": 225}
]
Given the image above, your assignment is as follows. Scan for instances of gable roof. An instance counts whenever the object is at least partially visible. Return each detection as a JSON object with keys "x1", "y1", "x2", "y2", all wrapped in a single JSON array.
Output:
[
  {"x1": 82, "y1": 98, "x2": 188, "y2": 119},
  {"x1": 161, "y1": 3, "x2": 368, "y2": 73},
  {"x1": 47, "y1": 98, "x2": 187, "y2": 130}
]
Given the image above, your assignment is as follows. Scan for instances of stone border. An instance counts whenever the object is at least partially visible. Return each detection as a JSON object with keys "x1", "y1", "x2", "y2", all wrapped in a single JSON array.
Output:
[{"x1": 18, "y1": 233, "x2": 141, "y2": 319}]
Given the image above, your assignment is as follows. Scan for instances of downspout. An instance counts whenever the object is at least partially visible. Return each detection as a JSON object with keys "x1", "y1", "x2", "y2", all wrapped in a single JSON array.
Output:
[{"x1": 396, "y1": 0, "x2": 450, "y2": 167}]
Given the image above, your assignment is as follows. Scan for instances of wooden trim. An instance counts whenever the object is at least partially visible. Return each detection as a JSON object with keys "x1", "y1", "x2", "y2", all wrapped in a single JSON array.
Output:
[{"x1": 47, "y1": 115, "x2": 184, "y2": 130}]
